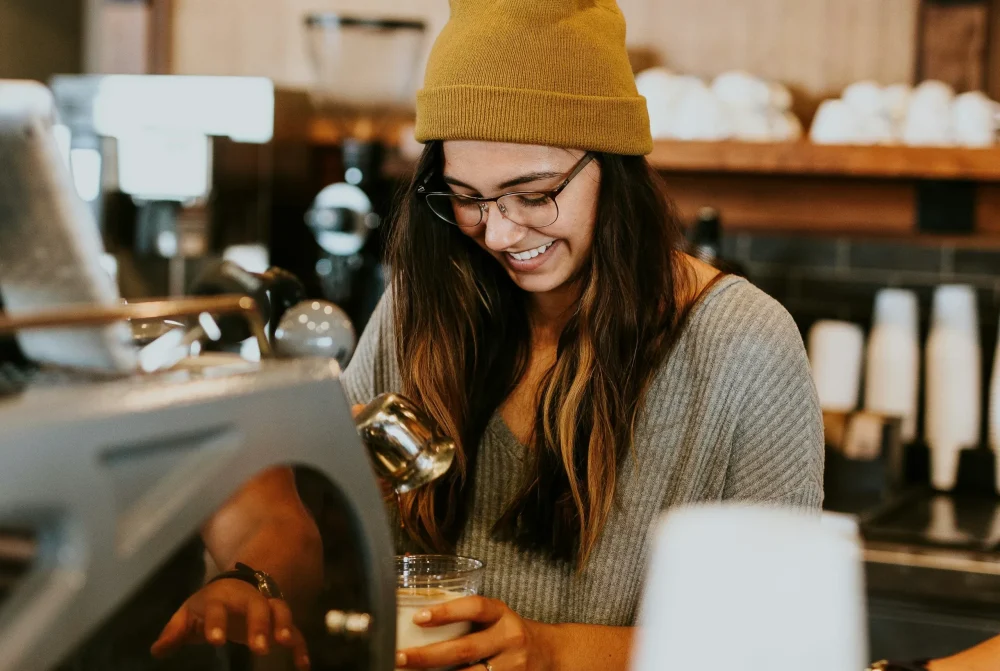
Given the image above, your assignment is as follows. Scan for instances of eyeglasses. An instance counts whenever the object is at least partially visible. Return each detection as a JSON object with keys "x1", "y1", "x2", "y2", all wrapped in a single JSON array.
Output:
[{"x1": 417, "y1": 152, "x2": 596, "y2": 229}]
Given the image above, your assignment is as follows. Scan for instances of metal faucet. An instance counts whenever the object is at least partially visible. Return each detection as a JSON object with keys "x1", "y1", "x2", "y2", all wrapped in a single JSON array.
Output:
[{"x1": 354, "y1": 392, "x2": 457, "y2": 494}]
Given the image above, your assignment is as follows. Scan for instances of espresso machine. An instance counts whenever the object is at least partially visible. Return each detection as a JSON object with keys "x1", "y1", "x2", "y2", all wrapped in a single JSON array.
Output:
[
  {"x1": 0, "y1": 78, "x2": 455, "y2": 671},
  {"x1": 49, "y1": 75, "x2": 276, "y2": 298},
  {"x1": 301, "y1": 15, "x2": 426, "y2": 331}
]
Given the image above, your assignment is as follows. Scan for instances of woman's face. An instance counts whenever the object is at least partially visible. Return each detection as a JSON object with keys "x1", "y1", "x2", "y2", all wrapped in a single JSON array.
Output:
[{"x1": 441, "y1": 141, "x2": 601, "y2": 295}]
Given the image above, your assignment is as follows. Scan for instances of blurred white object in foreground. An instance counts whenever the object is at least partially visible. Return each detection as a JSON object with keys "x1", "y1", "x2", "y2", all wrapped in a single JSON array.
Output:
[{"x1": 631, "y1": 505, "x2": 867, "y2": 671}]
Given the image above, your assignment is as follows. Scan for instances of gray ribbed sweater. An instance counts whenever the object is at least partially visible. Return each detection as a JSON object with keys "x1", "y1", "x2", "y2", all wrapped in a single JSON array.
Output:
[{"x1": 341, "y1": 275, "x2": 824, "y2": 627}]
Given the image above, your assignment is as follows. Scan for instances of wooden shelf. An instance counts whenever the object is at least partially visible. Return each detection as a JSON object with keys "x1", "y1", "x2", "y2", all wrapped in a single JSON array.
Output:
[{"x1": 647, "y1": 140, "x2": 1000, "y2": 182}]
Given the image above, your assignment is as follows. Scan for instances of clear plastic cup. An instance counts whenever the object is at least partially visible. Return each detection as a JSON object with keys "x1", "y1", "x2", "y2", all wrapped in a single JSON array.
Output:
[{"x1": 395, "y1": 555, "x2": 484, "y2": 670}]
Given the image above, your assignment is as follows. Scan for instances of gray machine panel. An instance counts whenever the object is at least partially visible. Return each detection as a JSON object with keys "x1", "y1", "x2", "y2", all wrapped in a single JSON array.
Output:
[{"x1": 0, "y1": 357, "x2": 395, "y2": 671}]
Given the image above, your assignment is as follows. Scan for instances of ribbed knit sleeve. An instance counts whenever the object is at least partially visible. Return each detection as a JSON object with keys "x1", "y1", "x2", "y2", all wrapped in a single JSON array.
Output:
[
  {"x1": 340, "y1": 293, "x2": 400, "y2": 407},
  {"x1": 720, "y1": 287, "x2": 825, "y2": 508}
]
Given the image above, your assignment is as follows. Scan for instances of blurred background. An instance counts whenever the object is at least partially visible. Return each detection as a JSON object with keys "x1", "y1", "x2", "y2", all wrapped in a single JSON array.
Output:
[{"x1": 4, "y1": 0, "x2": 1000, "y2": 663}]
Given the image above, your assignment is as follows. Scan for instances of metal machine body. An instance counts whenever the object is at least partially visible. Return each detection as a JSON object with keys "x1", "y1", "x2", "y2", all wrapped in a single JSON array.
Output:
[{"x1": 0, "y1": 357, "x2": 395, "y2": 671}]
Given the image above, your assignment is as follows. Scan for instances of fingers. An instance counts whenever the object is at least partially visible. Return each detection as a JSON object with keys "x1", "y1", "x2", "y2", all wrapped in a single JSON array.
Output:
[
  {"x1": 288, "y1": 626, "x2": 311, "y2": 671},
  {"x1": 246, "y1": 595, "x2": 273, "y2": 655},
  {"x1": 352, "y1": 404, "x2": 366, "y2": 418},
  {"x1": 397, "y1": 628, "x2": 503, "y2": 670},
  {"x1": 151, "y1": 588, "x2": 308, "y2": 665},
  {"x1": 151, "y1": 606, "x2": 194, "y2": 658},
  {"x1": 416, "y1": 596, "x2": 507, "y2": 627},
  {"x1": 269, "y1": 600, "x2": 310, "y2": 669},
  {"x1": 204, "y1": 600, "x2": 229, "y2": 647},
  {"x1": 270, "y1": 599, "x2": 295, "y2": 646},
  {"x1": 455, "y1": 654, "x2": 506, "y2": 671}
]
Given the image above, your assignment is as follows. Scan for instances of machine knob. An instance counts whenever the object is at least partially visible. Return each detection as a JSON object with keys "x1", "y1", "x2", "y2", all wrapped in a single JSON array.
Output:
[
  {"x1": 273, "y1": 300, "x2": 357, "y2": 369},
  {"x1": 325, "y1": 610, "x2": 373, "y2": 637}
]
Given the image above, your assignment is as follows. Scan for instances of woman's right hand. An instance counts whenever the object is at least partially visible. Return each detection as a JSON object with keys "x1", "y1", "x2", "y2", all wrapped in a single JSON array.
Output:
[{"x1": 151, "y1": 578, "x2": 310, "y2": 670}]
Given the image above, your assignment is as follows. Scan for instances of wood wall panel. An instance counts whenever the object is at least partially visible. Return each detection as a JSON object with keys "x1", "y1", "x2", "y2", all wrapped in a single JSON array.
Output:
[
  {"x1": 976, "y1": 185, "x2": 1000, "y2": 236},
  {"x1": 988, "y1": 0, "x2": 1000, "y2": 100},
  {"x1": 918, "y1": 1, "x2": 990, "y2": 93},
  {"x1": 661, "y1": 174, "x2": 916, "y2": 236},
  {"x1": 0, "y1": 0, "x2": 83, "y2": 80},
  {"x1": 97, "y1": 2, "x2": 152, "y2": 74},
  {"x1": 640, "y1": 0, "x2": 920, "y2": 114},
  {"x1": 169, "y1": 0, "x2": 920, "y2": 109},
  {"x1": 170, "y1": 0, "x2": 449, "y2": 88}
]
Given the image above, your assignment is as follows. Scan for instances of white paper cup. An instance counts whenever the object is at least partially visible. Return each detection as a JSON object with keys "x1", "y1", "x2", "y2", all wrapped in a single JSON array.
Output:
[
  {"x1": 810, "y1": 99, "x2": 863, "y2": 145},
  {"x1": 808, "y1": 320, "x2": 866, "y2": 413},
  {"x1": 952, "y1": 91, "x2": 997, "y2": 148},
  {"x1": 672, "y1": 83, "x2": 733, "y2": 141},
  {"x1": 903, "y1": 81, "x2": 955, "y2": 146},
  {"x1": 843, "y1": 80, "x2": 886, "y2": 117}
]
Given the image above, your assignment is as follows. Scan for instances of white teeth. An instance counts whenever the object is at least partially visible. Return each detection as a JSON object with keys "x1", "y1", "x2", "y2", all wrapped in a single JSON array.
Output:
[{"x1": 509, "y1": 242, "x2": 553, "y2": 261}]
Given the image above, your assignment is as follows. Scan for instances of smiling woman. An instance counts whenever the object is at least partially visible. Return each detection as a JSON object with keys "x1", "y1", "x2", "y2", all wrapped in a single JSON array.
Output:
[
  {"x1": 419, "y1": 144, "x2": 601, "y2": 295},
  {"x1": 338, "y1": 1, "x2": 824, "y2": 670}
]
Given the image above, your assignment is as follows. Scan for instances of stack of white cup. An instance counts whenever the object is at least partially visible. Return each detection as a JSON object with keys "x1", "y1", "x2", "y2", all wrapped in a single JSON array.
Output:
[
  {"x1": 631, "y1": 505, "x2": 867, "y2": 671},
  {"x1": 806, "y1": 285, "x2": 994, "y2": 493},
  {"x1": 925, "y1": 285, "x2": 982, "y2": 491},
  {"x1": 864, "y1": 289, "x2": 921, "y2": 443}
]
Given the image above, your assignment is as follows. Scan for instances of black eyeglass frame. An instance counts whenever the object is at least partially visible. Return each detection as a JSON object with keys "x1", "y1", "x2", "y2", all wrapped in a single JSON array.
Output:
[{"x1": 416, "y1": 152, "x2": 597, "y2": 228}]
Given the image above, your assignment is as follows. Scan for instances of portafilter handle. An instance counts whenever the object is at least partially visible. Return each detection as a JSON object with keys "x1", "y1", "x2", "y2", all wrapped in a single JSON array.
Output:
[{"x1": 354, "y1": 392, "x2": 456, "y2": 494}]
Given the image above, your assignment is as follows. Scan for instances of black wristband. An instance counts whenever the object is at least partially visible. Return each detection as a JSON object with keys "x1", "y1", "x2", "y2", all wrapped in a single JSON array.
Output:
[{"x1": 209, "y1": 562, "x2": 284, "y2": 600}]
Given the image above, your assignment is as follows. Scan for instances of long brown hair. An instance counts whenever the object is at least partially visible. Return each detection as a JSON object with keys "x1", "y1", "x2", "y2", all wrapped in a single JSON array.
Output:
[{"x1": 389, "y1": 141, "x2": 691, "y2": 567}]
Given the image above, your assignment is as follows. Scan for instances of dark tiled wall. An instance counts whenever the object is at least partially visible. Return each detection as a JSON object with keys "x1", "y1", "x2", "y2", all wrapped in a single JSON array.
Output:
[
  {"x1": 723, "y1": 234, "x2": 1000, "y2": 452},
  {"x1": 722, "y1": 235, "x2": 1000, "y2": 340}
]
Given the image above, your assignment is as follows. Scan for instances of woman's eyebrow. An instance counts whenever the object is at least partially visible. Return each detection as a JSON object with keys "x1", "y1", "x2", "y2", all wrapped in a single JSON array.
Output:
[
  {"x1": 497, "y1": 171, "x2": 562, "y2": 190},
  {"x1": 443, "y1": 176, "x2": 478, "y2": 191},
  {"x1": 442, "y1": 170, "x2": 563, "y2": 193}
]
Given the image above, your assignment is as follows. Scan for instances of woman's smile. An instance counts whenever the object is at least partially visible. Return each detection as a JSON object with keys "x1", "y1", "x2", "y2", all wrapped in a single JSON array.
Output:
[{"x1": 503, "y1": 240, "x2": 560, "y2": 272}]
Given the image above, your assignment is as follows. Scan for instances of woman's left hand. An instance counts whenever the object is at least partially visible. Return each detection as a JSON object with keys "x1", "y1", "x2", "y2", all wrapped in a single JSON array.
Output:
[{"x1": 395, "y1": 596, "x2": 551, "y2": 671}]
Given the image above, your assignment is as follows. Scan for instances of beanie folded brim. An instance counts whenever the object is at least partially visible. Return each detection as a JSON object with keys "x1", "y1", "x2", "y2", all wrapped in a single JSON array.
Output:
[{"x1": 415, "y1": 85, "x2": 653, "y2": 156}]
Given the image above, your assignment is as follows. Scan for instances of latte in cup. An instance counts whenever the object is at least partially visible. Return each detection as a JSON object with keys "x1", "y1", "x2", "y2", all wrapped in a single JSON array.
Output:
[
  {"x1": 395, "y1": 555, "x2": 484, "y2": 671},
  {"x1": 396, "y1": 587, "x2": 470, "y2": 661}
]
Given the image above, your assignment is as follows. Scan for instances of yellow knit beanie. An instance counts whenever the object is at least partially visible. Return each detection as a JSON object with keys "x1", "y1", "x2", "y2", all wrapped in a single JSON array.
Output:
[{"x1": 415, "y1": 0, "x2": 652, "y2": 156}]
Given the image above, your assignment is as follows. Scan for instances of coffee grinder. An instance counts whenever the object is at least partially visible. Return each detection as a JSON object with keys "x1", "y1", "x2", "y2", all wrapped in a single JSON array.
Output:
[{"x1": 302, "y1": 15, "x2": 426, "y2": 330}]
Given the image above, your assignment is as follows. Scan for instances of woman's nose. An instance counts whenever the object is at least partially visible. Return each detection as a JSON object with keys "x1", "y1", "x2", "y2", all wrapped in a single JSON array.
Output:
[{"x1": 482, "y1": 203, "x2": 527, "y2": 252}]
